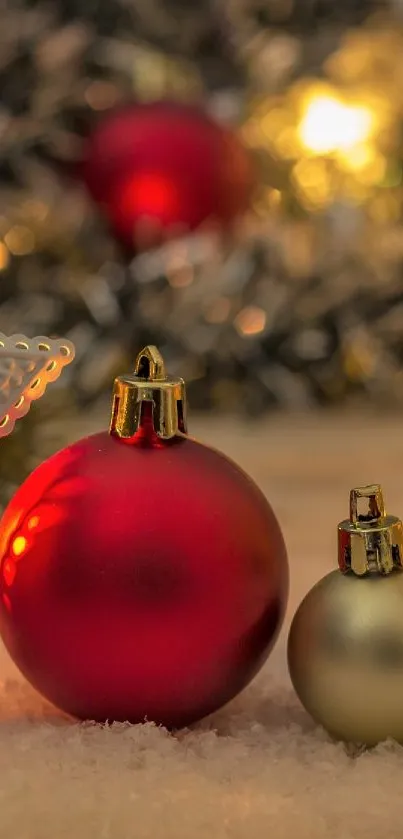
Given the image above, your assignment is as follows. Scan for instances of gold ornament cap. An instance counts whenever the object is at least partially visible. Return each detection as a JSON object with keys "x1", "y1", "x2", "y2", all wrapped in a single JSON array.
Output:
[
  {"x1": 338, "y1": 484, "x2": 403, "y2": 576},
  {"x1": 109, "y1": 345, "x2": 187, "y2": 440}
]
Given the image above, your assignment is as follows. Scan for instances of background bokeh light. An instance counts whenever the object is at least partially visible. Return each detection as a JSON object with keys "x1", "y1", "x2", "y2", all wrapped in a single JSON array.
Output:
[{"x1": 3, "y1": 2, "x2": 403, "y2": 501}]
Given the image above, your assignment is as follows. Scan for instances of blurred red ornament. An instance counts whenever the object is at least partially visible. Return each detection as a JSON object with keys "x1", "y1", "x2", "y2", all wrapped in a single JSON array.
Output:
[
  {"x1": 82, "y1": 101, "x2": 255, "y2": 247},
  {"x1": 0, "y1": 347, "x2": 288, "y2": 728}
]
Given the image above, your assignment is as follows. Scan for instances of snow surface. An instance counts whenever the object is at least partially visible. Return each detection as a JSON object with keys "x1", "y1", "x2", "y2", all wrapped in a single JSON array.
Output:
[{"x1": 1, "y1": 412, "x2": 402, "y2": 839}]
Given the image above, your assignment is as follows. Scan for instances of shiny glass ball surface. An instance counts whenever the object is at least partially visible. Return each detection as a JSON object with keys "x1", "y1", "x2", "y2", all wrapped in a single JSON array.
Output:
[{"x1": 0, "y1": 427, "x2": 288, "y2": 728}]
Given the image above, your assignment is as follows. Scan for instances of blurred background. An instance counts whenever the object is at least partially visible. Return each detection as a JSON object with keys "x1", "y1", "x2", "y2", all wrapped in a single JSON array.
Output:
[{"x1": 2, "y1": 0, "x2": 403, "y2": 503}]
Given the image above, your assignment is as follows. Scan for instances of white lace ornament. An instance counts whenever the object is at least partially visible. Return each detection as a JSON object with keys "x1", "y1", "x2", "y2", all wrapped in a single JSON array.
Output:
[{"x1": 0, "y1": 334, "x2": 75, "y2": 438}]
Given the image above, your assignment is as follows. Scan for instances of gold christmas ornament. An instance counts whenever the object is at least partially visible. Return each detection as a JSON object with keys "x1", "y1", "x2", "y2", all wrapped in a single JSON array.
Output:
[{"x1": 288, "y1": 484, "x2": 403, "y2": 746}]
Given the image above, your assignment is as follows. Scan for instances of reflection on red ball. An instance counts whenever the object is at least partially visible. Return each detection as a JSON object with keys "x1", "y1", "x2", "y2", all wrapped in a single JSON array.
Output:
[
  {"x1": 82, "y1": 101, "x2": 254, "y2": 247},
  {"x1": 0, "y1": 426, "x2": 288, "y2": 728}
]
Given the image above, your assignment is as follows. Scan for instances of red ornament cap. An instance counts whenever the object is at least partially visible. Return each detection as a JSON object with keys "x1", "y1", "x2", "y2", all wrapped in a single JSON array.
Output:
[{"x1": 110, "y1": 345, "x2": 187, "y2": 440}]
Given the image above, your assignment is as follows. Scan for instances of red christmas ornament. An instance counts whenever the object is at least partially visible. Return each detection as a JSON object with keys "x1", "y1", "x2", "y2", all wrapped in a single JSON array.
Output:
[
  {"x1": 82, "y1": 101, "x2": 254, "y2": 247},
  {"x1": 0, "y1": 347, "x2": 288, "y2": 728}
]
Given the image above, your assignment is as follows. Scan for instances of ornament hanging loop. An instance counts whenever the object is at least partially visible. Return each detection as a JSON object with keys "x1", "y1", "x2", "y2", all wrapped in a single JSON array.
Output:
[
  {"x1": 338, "y1": 484, "x2": 403, "y2": 577},
  {"x1": 349, "y1": 484, "x2": 386, "y2": 524},
  {"x1": 134, "y1": 345, "x2": 166, "y2": 381},
  {"x1": 110, "y1": 345, "x2": 187, "y2": 440}
]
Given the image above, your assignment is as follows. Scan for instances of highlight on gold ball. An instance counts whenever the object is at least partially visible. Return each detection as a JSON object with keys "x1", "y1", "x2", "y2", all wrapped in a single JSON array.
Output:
[{"x1": 243, "y1": 23, "x2": 403, "y2": 223}]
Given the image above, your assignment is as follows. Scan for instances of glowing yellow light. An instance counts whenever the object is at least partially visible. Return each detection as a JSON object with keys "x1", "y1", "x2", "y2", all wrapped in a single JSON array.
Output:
[
  {"x1": 0, "y1": 242, "x2": 9, "y2": 270},
  {"x1": 12, "y1": 536, "x2": 27, "y2": 557},
  {"x1": 299, "y1": 94, "x2": 374, "y2": 156},
  {"x1": 292, "y1": 159, "x2": 333, "y2": 209},
  {"x1": 4, "y1": 226, "x2": 35, "y2": 256},
  {"x1": 275, "y1": 126, "x2": 298, "y2": 158},
  {"x1": 343, "y1": 341, "x2": 376, "y2": 381},
  {"x1": 269, "y1": 189, "x2": 282, "y2": 206},
  {"x1": 235, "y1": 306, "x2": 266, "y2": 337},
  {"x1": 240, "y1": 117, "x2": 264, "y2": 148},
  {"x1": 338, "y1": 143, "x2": 374, "y2": 172},
  {"x1": 357, "y1": 155, "x2": 386, "y2": 187},
  {"x1": 260, "y1": 108, "x2": 288, "y2": 141}
]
